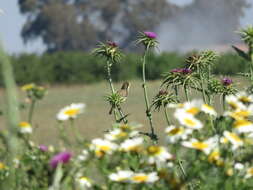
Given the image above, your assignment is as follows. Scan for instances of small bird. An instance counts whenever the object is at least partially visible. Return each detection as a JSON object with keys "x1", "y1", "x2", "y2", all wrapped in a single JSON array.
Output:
[{"x1": 109, "y1": 81, "x2": 130, "y2": 115}]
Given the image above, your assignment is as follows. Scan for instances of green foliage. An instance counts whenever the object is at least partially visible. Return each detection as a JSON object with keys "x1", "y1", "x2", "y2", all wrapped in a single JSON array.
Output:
[{"x1": 0, "y1": 52, "x2": 248, "y2": 86}]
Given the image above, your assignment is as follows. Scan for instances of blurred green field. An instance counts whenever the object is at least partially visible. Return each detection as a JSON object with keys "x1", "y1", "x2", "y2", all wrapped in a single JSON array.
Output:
[{"x1": 0, "y1": 78, "x2": 250, "y2": 145}]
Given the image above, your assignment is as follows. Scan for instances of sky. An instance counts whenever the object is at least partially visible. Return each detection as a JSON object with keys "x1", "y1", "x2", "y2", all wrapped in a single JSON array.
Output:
[{"x1": 0, "y1": 0, "x2": 252, "y2": 54}]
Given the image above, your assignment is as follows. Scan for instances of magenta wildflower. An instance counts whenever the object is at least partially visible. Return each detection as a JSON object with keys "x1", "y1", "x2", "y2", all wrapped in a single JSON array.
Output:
[
  {"x1": 39, "y1": 145, "x2": 48, "y2": 152},
  {"x1": 107, "y1": 41, "x2": 117, "y2": 47},
  {"x1": 171, "y1": 68, "x2": 192, "y2": 75},
  {"x1": 50, "y1": 151, "x2": 72, "y2": 168},
  {"x1": 182, "y1": 68, "x2": 192, "y2": 74},
  {"x1": 144, "y1": 31, "x2": 157, "y2": 39},
  {"x1": 171, "y1": 68, "x2": 182, "y2": 73},
  {"x1": 222, "y1": 78, "x2": 233, "y2": 86}
]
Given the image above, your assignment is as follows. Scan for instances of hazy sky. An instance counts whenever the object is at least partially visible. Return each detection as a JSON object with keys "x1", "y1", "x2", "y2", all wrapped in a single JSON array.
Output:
[{"x1": 0, "y1": 0, "x2": 252, "y2": 54}]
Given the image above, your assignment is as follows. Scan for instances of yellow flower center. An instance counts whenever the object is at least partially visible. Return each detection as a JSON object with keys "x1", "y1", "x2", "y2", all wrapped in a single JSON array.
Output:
[
  {"x1": 168, "y1": 128, "x2": 183, "y2": 135},
  {"x1": 186, "y1": 107, "x2": 199, "y2": 115},
  {"x1": 234, "y1": 120, "x2": 252, "y2": 128},
  {"x1": 132, "y1": 175, "x2": 148, "y2": 182},
  {"x1": 21, "y1": 84, "x2": 35, "y2": 91},
  {"x1": 147, "y1": 146, "x2": 161, "y2": 155},
  {"x1": 192, "y1": 142, "x2": 208, "y2": 150},
  {"x1": 95, "y1": 150, "x2": 104, "y2": 157},
  {"x1": 64, "y1": 108, "x2": 79, "y2": 116},
  {"x1": 203, "y1": 104, "x2": 215, "y2": 112},
  {"x1": 184, "y1": 118, "x2": 196, "y2": 127},
  {"x1": 228, "y1": 102, "x2": 238, "y2": 110},
  {"x1": 248, "y1": 168, "x2": 253, "y2": 175},
  {"x1": 239, "y1": 96, "x2": 250, "y2": 103},
  {"x1": 98, "y1": 145, "x2": 111, "y2": 152},
  {"x1": 19, "y1": 122, "x2": 30, "y2": 128},
  {"x1": 0, "y1": 162, "x2": 5, "y2": 170},
  {"x1": 228, "y1": 133, "x2": 242, "y2": 142},
  {"x1": 208, "y1": 151, "x2": 220, "y2": 162}
]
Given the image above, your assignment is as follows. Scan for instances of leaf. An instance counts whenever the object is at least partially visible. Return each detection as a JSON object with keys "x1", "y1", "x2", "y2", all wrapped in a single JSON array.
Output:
[{"x1": 232, "y1": 45, "x2": 250, "y2": 61}]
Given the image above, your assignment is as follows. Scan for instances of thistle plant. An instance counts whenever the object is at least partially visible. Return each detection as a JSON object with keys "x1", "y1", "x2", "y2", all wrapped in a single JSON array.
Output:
[
  {"x1": 136, "y1": 31, "x2": 159, "y2": 141},
  {"x1": 187, "y1": 51, "x2": 218, "y2": 104},
  {"x1": 151, "y1": 90, "x2": 178, "y2": 125},
  {"x1": 233, "y1": 25, "x2": 253, "y2": 91},
  {"x1": 161, "y1": 67, "x2": 198, "y2": 102},
  {"x1": 21, "y1": 83, "x2": 47, "y2": 123},
  {"x1": 93, "y1": 41, "x2": 127, "y2": 123}
]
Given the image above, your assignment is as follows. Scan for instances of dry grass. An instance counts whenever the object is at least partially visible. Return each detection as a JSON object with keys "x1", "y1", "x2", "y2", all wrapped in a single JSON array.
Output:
[{"x1": 0, "y1": 78, "x2": 250, "y2": 145}]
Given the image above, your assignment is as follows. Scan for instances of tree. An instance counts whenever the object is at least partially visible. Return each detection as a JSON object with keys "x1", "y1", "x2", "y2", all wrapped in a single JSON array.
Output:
[{"x1": 19, "y1": 0, "x2": 177, "y2": 52}]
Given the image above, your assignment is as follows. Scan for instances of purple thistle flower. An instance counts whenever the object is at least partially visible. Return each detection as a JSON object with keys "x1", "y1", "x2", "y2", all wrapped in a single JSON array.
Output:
[
  {"x1": 182, "y1": 68, "x2": 192, "y2": 74},
  {"x1": 144, "y1": 31, "x2": 157, "y2": 39},
  {"x1": 39, "y1": 145, "x2": 48, "y2": 152},
  {"x1": 222, "y1": 77, "x2": 233, "y2": 86},
  {"x1": 107, "y1": 41, "x2": 117, "y2": 47},
  {"x1": 171, "y1": 68, "x2": 182, "y2": 73},
  {"x1": 50, "y1": 151, "x2": 72, "y2": 168}
]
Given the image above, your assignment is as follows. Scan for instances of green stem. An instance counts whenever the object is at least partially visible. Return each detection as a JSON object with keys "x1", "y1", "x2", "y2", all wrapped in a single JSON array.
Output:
[
  {"x1": 57, "y1": 123, "x2": 71, "y2": 146},
  {"x1": 0, "y1": 43, "x2": 21, "y2": 190},
  {"x1": 28, "y1": 99, "x2": 36, "y2": 124},
  {"x1": 106, "y1": 61, "x2": 118, "y2": 122},
  {"x1": 116, "y1": 105, "x2": 128, "y2": 124},
  {"x1": 184, "y1": 87, "x2": 189, "y2": 101},
  {"x1": 142, "y1": 50, "x2": 157, "y2": 141},
  {"x1": 70, "y1": 119, "x2": 82, "y2": 144},
  {"x1": 164, "y1": 106, "x2": 171, "y2": 126},
  {"x1": 222, "y1": 94, "x2": 226, "y2": 111},
  {"x1": 198, "y1": 66, "x2": 207, "y2": 103},
  {"x1": 178, "y1": 160, "x2": 194, "y2": 190},
  {"x1": 174, "y1": 85, "x2": 179, "y2": 102}
]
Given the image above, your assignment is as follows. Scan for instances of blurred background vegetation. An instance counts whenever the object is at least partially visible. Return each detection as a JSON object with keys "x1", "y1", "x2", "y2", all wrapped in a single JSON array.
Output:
[{"x1": 0, "y1": 52, "x2": 245, "y2": 86}]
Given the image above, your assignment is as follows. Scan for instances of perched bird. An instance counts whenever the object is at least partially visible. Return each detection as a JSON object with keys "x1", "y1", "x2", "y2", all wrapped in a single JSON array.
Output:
[{"x1": 109, "y1": 81, "x2": 130, "y2": 115}]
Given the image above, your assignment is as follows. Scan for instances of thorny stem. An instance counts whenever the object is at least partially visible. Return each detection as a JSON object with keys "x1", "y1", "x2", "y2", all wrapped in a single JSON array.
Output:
[
  {"x1": 184, "y1": 87, "x2": 189, "y2": 102},
  {"x1": 164, "y1": 106, "x2": 171, "y2": 126},
  {"x1": 106, "y1": 60, "x2": 128, "y2": 123},
  {"x1": 116, "y1": 105, "x2": 128, "y2": 124},
  {"x1": 106, "y1": 61, "x2": 118, "y2": 121},
  {"x1": 28, "y1": 99, "x2": 36, "y2": 124},
  {"x1": 142, "y1": 50, "x2": 157, "y2": 141},
  {"x1": 197, "y1": 66, "x2": 207, "y2": 104}
]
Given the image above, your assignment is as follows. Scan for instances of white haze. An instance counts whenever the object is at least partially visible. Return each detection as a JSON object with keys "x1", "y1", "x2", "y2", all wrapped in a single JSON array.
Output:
[{"x1": 159, "y1": 0, "x2": 253, "y2": 52}]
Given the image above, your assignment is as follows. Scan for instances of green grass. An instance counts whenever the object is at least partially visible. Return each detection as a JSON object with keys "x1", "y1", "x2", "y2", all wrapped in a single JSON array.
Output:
[{"x1": 0, "y1": 78, "x2": 250, "y2": 145}]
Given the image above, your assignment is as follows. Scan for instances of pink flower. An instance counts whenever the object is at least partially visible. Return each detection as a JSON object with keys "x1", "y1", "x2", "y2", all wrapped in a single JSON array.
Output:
[
  {"x1": 144, "y1": 31, "x2": 157, "y2": 39},
  {"x1": 39, "y1": 145, "x2": 48, "y2": 152},
  {"x1": 222, "y1": 78, "x2": 233, "y2": 86},
  {"x1": 50, "y1": 151, "x2": 72, "y2": 168}
]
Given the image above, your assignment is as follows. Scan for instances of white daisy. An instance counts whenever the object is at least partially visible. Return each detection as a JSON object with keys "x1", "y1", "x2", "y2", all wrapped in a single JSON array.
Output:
[
  {"x1": 19, "y1": 122, "x2": 32, "y2": 134},
  {"x1": 104, "y1": 129, "x2": 128, "y2": 141},
  {"x1": 175, "y1": 111, "x2": 203, "y2": 129},
  {"x1": 120, "y1": 137, "x2": 143, "y2": 152},
  {"x1": 90, "y1": 138, "x2": 118, "y2": 157},
  {"x1": 130, "y1": 172, "x2": 159, "y2": 184},
  {"x1": 233, "y1": 119, "x2": 253, "y2": 133},
  {"x1": 236, "y1": 92, "x2": 253, "y2": 104},
  {"x1": 146, "y1": 145, "x2": 173, "y2": 164},
  {"x1": 109, "y1": 170, "x2": 133, "y2": 182},
  {"x1": 57, "y1": 103, "x2": 85, "y2": 121},
  {"x1": 223, "y1": 131, "x2": 243, "y2": 150},
  {"x1": 77, "y1": 176, "x2": 92, "y2": 188},
  {"x1": 165, "y1": 125, "x2": 192, "y2": 143},
  {"x1": 201, "y1": 104, "x2": 217, "y2": 116},
  {"x1": 234, "y1": 163, "x2": 244, "y2": 170},
  {"x1": 182, "y1": 136, "x2": 218, "y2": 155},
  {"x1": 226, "y1": 95, "x2": 246, "y2": 110}
]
